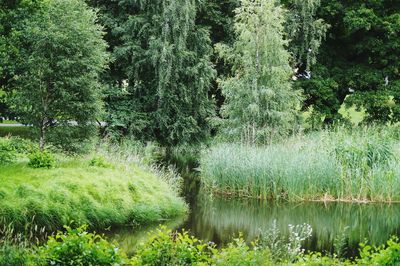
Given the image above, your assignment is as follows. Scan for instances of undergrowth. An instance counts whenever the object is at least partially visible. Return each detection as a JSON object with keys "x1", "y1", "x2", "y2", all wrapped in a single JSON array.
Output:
[{"x1": 3, "y1": 225, "x2": 400, "y2": 265}]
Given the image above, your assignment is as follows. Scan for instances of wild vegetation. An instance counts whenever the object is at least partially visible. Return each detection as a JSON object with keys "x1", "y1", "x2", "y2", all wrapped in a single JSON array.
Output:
[
  {"x1": 1, "y1": 0, "x2": 399, "y2": 264},
  {"x1": 3, "y1": 225, "x2": 400, "y2": 265},
  {"x1": 201, "y1": 126, "x2": 400, "y2": 202},
  {"x1": 0, "y1": 137, "x2": 187, "y2": 232}
]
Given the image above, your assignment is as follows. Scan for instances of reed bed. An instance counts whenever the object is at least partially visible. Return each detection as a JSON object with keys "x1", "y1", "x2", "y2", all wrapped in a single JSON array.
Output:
[{"x1": 200, "y1": 126, "x2": 400, "y2": 202}]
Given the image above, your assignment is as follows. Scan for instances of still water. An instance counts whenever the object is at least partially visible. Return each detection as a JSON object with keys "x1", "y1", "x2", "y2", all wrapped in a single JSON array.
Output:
[{"x1": 110, "y1": 177, "x2": 400, "y2": 258}]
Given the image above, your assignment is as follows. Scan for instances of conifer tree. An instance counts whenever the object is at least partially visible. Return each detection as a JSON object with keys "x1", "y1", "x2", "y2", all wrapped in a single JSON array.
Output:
[{"x1": 216, "y1": 0, "x2": 301, "y2": 144}]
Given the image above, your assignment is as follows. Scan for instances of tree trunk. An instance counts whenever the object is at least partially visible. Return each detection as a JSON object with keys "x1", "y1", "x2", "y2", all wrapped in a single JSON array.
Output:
[{"x1": 39, "y1": 121, "x2": 46, "y2": 151}]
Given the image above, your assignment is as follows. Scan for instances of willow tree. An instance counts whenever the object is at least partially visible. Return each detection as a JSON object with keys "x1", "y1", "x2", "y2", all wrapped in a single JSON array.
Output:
[
  {"x1": 12, "y1": 0, "x2": 109, "y2": 151},
  {"x1": 90, "y1": 0, "x2": 215, "y2": 146},
  {"x1": 284, "y1": 0, "x2": 329, "y2": 73},
  {"x1": 216, "y1": 0, "x2": 301, "y2": 145}
]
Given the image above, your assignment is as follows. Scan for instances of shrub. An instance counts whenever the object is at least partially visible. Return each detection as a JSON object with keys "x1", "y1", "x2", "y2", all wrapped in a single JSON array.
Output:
[
  {"x1": 357, "y1": 237, "x2": 400, "y2": 265},
  {"x1": 0, "y1": 138, "x2": 17, "y2": 165},
  {"x1": 212, "y1": 237, "x2": 272, "y2": 266},
  {"x1": 260, "y1": 220, "x2": 312, "y2": 263},
  {"x1": 0, "y1": 245, "x2": 29, "y2": 266},
  {"x1": 89, "y1": 155, "x2": 111, "y2": 168},
  {"x1": 47, "y1": 125, "x2": 97, "y2": 154},
  {"x1": 35, "y1": 226, "x2": 128, "y2": 266},
  {"x1": 9, "y1": 137, "x2": 37, "y2": 155},
  {"x1": 28, "y1": 151, "x2": 57, "y2": 169},
  {"x1": 132, "y1": 226, "x2": 215, "y2": 265}
]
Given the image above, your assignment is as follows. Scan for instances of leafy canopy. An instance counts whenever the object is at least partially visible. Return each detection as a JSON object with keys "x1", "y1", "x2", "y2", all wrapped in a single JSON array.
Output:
[
  {"x1": 216, "y1": 0, "x2": 301, "y2": 144},
  {"x1": 10, "y1": 0, "x2": 109, "y2": 151}
]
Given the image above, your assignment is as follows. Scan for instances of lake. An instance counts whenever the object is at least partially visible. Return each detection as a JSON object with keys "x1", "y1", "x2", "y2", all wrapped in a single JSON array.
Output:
[{"x1": 110, "y1": 176, "x2": 400, "y2": 258}]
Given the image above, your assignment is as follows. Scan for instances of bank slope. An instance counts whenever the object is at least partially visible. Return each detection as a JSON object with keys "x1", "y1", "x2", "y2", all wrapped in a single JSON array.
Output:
[{"x1": 0, "y1": 159, "x2": 187, "y2": 231}]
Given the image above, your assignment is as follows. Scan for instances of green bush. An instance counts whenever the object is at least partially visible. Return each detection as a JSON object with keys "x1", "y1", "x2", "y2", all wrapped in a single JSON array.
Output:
[
  {"x1": 132, "y1": 226, "x2": 215, "y2": 265},
  {"x1": 0, "y1": 244, "x2": 29, "y2": 266},
  {"x1": 35, "y1": 226, "x2": 127, "y2": 266},
  {"x1": 356, "y1": 237, "x2": 400, "y2": 265},
  {"x1": 0, "y1": 138, "x2": 17, "y2": 165},
  {"x1": 4, "y1": 225, "x2": 400, "y2": 266},
  {"x1": 9, "y1": 137, "x2": 37, "y2": 155},
  {"x1": 47, "y1": 125, "x2": 97, "y2": 154},
  {"x1": 28, "y1": 151, "x2": 57, "y2": 169},
  {"x1": 89, "y1": 155, "x2": 111, "y2": 168},
  {"x1": 212, "y1": 238, "x2": 272, "y2": 266}
]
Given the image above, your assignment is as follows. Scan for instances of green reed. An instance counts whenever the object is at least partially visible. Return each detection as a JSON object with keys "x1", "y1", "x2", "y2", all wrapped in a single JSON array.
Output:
[{"x1": 200, "y1": 125, "x2": 400, "y2": 202}]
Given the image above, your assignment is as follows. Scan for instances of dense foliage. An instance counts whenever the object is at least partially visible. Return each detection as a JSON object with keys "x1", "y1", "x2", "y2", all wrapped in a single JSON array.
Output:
[
  {"x1": 4, "y1": 226, "x2": 400, "y2": 265},
  {"x1": 89, "y1": 0, "x2": 216, "y2": 146},
  {"x1": 216, "y1": 0, "x2": 301, "y2": 144},
  {"x1": 5, "y1": 0, "x2": 109, "y2": 151},
  {"x1": 301, "y1": 0, "x2": 400, "y2": 124},
  {"x1": 1, "y1": 0, "x2": 398, "y2": 146},
  {"x1": 35, "y1": 226, "x2": 128, "y2": 265}
]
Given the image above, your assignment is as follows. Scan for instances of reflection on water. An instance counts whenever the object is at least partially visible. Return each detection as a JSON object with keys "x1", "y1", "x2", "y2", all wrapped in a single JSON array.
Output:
[
  {"x1": 107, "y1": 216, "x2": 187, "y2": 256},
  {"x1": 179, "y1": 193, "x2": 400, "y2": 257},
  {"x1": 106, "y1": 161, "x2": 400, "y2": 258},
  {"x1": 110, "y1": 190, "x2": 400, "y2": 258}
]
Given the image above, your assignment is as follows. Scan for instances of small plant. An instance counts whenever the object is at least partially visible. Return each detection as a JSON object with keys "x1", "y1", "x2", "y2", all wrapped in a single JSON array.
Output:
[
  {"x1": 0, "y1": 221, "x2": 43, "y2": 266},
  {"x1": 28, "y1": 151, "x2": 57, "y2": 169},
  {"x1": 0, "y1": 138, "x2": 17, "y2": 165},
  {"x1": 212, "y1": 236, "x2": 271, "y2": 266},
  {"x1": 357, "y1": 237, "x2": 400, "y2": 265},
  {"x1": 89, "y1": 155, "x2": 111, "y2": 168},
  {"x1": 333, "y1": 226, "x2": 349, "y2": 258},
  {"x1": 132, "y1": 226, "x2": 215, "y2": 265},
  {"x1": 0, "y1": 244, "x2": 29, "y2": 266},
  {"x1": 260, "y1": 220, "x2": 313, "y2": 263},
  {"x1": 143, "y1": 141, "x2": 165, "y2": 165},
  {"x1": 35, "y1": 225, "x2": 127, "y2": 266}
]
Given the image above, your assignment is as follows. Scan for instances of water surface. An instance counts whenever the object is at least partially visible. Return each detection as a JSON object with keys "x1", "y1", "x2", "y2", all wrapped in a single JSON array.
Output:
[{"x1": 111, "y1": 178, "x2": 400, "y2": 258}]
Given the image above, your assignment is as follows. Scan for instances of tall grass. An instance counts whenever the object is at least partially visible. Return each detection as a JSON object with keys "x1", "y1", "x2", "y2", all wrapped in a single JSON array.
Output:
[
  {"x1": 200, "y1": 125, "x2": 400, "y2": 202},
  {"x1": 0, "y1": 220, "x2": 49, "y2": 266},
  {"x1": 0, "y1": 140, "x2": 188, "y2": 233}
]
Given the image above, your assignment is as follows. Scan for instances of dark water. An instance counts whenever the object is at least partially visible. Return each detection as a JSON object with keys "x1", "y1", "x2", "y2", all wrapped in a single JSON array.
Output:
[{"x1": 110, "y1": 175, "x2": 400, "y2": 258}]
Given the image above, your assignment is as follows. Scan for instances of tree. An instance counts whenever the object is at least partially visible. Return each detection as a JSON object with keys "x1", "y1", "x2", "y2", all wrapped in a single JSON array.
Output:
[
  {"x1": 216, "y1": 0, "x2": 301, "y2": 144},
  {"x1": 11, "y1": 0, "x2": 109, "y2": 151},
  {"x1": 284, "y1": 0, "x2": 329, "y2": 73},
  {"x1": 303, "y1": 0, "x2": 400, "y2": 123},
  {"x1": 89, "y1": 0, "x2": 215, "y2": 146},
  {"x1": 195, "y1": 0, "x2": 239, "y2": 109},
  {"x1": 0, "y1": 0, "x2": 43, "y2": 120}
]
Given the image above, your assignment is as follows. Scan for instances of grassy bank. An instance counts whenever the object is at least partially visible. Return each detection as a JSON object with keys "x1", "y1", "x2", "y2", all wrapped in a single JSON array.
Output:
[
  {"x1": 0, "y1": 144, "x2": 187, "y2": 231},
  {"x1": 200, "y1": 126, "x2": 400, "y2": 202}
]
